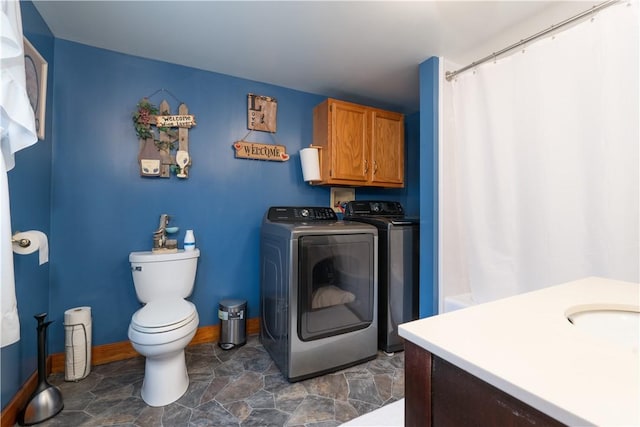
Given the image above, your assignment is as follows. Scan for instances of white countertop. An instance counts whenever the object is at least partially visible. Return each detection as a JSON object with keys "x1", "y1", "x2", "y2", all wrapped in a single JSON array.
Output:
[{"x1": 399, "y1": 277, "x2": 640, "y2": 426}]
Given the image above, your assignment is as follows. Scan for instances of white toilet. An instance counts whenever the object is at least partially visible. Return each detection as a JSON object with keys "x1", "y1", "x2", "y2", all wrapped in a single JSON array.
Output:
[{"x1": 128, "y1": 249, "x2": 200, "y2": 407}]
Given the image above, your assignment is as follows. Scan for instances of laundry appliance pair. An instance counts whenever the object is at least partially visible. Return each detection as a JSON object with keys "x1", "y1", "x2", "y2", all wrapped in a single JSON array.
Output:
[{"x1": 260, "y1": 202, "x2": 419, "y2": 381}]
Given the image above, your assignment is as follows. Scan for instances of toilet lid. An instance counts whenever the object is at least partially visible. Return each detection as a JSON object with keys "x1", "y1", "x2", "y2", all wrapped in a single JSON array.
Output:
[{"x1": 131, "y1": 299, "x2": 197, "y2": 333}]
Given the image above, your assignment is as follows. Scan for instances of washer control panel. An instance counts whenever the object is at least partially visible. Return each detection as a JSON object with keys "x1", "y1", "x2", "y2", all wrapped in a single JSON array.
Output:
[{"x1": 267, "y1": 206, "x2": 338, "y2": 222}]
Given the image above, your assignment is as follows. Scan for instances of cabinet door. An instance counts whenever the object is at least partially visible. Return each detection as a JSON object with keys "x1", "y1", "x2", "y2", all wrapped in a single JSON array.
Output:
[
  {"x1": 371, "y1": 110, "x2": 404, "y2": 185},
  {"x1": 330, "y1": 101, "x2": 369, "y2": 183}
]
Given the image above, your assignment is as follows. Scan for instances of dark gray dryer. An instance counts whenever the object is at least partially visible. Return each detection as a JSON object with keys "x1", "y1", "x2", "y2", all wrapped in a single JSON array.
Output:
[
  {"x1": 260, "y1": 206, "x2": 378, "y2": 382},
  {"x1": 344, "y1": 201, "x2": 419, "y2": 353}
]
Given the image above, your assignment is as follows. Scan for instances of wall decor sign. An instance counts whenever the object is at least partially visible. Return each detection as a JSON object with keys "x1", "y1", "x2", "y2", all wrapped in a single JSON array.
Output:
[
  {"x1": 234, "y1": 141, "x2": 289, "y2": 162},
  {"x1": 156, "y1": 114, "x2": 195, "y2": 128},
  {"x1": 247, "y1": 93, "x2": 277, "y2": 132},
  {"x1": 132, "y1": 97, "x2": 196, "y2": 178},
  {"x1": 23, "y1": 37, "x2": 48, "y2": 140}
]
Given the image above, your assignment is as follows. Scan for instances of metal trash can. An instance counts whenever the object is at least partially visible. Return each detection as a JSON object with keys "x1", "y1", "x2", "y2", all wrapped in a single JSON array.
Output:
[{"x1": 218, "y1": 299, "x2": 247, "y2": 350}]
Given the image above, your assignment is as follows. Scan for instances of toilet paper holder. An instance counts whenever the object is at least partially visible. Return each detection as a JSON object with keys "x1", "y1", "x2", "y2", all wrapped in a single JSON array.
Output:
[{"x1": 11, "y1": 234, "x2": 31, "y2": 248}]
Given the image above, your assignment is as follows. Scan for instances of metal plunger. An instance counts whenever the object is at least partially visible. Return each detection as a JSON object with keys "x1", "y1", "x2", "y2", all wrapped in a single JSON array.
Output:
[{"x1": 18, "y1": 313, "x2": 64, "y2": 425}]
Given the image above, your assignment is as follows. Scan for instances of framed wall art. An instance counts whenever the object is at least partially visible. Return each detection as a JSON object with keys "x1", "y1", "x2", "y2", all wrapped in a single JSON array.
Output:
[
  {"x1": 247, "y1": 93, "x2": 277, "y2": 133},
  {"x1": 23, "y1": 37, "x2": 48, "y2": 140}
]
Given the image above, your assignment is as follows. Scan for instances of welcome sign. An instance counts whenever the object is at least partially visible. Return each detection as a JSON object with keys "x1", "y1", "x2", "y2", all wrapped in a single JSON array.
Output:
[
  {"x1": 233, "y1": 141, "x2": 290, "y2": 162},
  {"x1": 155, "y1": 114, "x2": 195, "y2": 128}
]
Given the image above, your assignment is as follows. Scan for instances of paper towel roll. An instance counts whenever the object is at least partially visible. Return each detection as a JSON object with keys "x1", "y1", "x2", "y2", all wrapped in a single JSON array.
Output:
[
  {"x1": 64, "y1": 306, "x2": 92, "y2": 381},
  {"x1": 300, "y1": 147, "x2": 321, "y2": 182},
  {"x1": 12, "y1": 230, "x2": 48, "y2": 265}
]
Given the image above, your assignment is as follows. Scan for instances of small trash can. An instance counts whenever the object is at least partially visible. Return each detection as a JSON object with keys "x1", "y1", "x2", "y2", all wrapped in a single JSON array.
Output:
[{"x1": 218, "y1": 299, "x2": 247, "y2": 350}]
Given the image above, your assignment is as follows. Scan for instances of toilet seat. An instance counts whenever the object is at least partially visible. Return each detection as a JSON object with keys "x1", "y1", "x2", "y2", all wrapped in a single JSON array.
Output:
[{"x1": 131, "y1": 299, "x2": 197, "y2": 334}]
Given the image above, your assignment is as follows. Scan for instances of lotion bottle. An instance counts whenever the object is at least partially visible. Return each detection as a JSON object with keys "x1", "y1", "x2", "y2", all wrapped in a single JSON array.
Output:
[{"x1": 184, "y1": 229, "x2": 195, "y2": 251}]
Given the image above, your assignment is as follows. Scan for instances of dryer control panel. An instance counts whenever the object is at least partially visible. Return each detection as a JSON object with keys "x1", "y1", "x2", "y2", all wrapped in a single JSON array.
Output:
[
  {"x1": 344, "y1": 201, "x2": 405, "y2": 217},
  {"x1": 267, "y1": 206, "x2": 337, "y2": 222}
]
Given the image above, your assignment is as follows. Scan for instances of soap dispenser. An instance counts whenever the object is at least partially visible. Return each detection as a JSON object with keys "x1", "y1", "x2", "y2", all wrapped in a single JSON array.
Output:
[{"x1": 184, "y1": 230, "x2": 195, "y2": 251}]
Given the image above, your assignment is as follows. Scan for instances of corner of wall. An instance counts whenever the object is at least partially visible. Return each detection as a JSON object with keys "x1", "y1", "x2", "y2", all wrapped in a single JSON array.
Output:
[{"x1": 418, "y1": 56, "x2": 439, "y2": 318}]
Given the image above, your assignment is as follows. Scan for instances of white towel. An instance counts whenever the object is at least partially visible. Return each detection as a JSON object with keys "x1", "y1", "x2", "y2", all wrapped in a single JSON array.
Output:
[
  {"x1": 1, "y1": 155, "x2": 19, "y2": 347},
  {"x1": 0, "y1": 0, "x2": 37, "y2": 348},
  {"x1": 1, "y1": 0, "x2": 38, "y2": 171}
]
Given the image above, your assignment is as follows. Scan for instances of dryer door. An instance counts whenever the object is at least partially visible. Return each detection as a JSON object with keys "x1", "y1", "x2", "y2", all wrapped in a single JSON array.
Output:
[{"x1": 297, "y1": 233, "x2": 375, "y2": 341}]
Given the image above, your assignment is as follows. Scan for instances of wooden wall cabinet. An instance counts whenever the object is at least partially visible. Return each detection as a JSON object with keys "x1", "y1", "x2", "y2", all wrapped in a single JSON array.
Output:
[{"x1": 312, "y1": 98, "x2": 404, "y2": 188}]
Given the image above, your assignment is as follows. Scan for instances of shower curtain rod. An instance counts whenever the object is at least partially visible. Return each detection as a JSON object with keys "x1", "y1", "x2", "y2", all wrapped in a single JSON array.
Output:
[{"x1": 445, "y1": 0, "x2": 621, "y2": 81}]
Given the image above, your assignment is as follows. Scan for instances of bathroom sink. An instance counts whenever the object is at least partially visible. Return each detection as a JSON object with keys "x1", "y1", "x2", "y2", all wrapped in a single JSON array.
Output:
[{"x1": 567, "y1": 306, "x2": 639, "y2": 352}]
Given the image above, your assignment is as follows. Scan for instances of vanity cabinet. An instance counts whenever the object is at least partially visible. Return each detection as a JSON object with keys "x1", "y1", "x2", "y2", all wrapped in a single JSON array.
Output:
[
  {"x1": 404, "y1": 342, "x2": 565, "y2": 427},
  {"x1": 312, "y1": 99, "x2": 404, "y2": 188}
]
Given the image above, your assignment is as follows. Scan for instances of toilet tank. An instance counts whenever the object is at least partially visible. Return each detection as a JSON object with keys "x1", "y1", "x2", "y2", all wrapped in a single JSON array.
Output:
[{"x1": 129, "y1": 249, "x2": 200, "y2": 303}]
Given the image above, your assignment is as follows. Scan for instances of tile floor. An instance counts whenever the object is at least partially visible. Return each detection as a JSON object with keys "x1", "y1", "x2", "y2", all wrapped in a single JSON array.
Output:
[{"x1": 24, "y1": 335, "x2": 404, "y2": 426}]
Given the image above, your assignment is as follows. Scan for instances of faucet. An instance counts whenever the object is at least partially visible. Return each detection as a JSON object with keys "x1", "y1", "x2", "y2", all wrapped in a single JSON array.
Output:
[{"x1": 152, "y1": 214, "x2": 170, "y2": 250}]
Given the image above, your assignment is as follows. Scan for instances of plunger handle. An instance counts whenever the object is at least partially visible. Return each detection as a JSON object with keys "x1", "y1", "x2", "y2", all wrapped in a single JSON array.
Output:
[
  {"x1": 34, "y1": 313, "x2": 53, "y2": 387},
  {"x1": 35, "y1": 313, "x2": 53, "y2": 329}
]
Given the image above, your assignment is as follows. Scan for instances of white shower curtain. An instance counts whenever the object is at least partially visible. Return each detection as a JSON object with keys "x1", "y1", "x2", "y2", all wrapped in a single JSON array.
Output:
[
  {"x1": 1, "y1": 0, "x2": 38, "y2": 347},
  {"x1": 442, "y1": 1, "x2": 639, "y2": 304}
]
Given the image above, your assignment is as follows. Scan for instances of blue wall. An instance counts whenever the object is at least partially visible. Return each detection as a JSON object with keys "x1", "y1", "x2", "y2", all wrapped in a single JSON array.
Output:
[
  {"x1": 418, "y1": 57, "x2": 439, "y2": 318},
  {"x1": 46, "y1": 39, "x2": 418, "y2": 354},
  {"x1": 2, "y1": 1, "x2": 423, "y2": 411}
]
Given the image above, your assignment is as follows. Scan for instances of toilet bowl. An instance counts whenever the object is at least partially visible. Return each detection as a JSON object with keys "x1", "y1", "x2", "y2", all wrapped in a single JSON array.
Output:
[
  {"x1": 128, "y1": 249, "x2": 200, "y2": 407},
  {"x1": 128, "y1": 298, "x2": 199, "y2": 406}
]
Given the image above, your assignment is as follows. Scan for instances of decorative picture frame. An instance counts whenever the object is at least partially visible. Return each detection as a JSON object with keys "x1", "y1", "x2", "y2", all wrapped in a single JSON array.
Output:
[
  {"x1": 23, "y1": 37, "x2": 48, "y2": 140},
  {"x1": 247, "y1": 93, "x2": 277, "y2": 133}
]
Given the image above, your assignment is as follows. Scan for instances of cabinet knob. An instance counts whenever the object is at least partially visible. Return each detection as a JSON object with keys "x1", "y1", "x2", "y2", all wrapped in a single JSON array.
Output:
[
  {"x1": 364, "y1": 159, "x2": 369, "y2": 174},
  {"x1": 374, "y1": 161, "x2": 378, "y2": 175}
]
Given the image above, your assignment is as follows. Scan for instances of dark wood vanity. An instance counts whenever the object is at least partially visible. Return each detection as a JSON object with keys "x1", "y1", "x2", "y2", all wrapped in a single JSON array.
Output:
[{"x1": 404, "y1": 341, "x2": 566, "y2": 426}]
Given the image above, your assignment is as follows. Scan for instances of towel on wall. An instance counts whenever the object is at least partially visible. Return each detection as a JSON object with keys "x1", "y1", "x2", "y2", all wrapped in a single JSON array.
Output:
[
  {"x1": 1, "y1": 0, "x2": 37, "y2": 170},
  {"x1": 0, "y1": 0, "x2": 38, "y2": 348},
  {"x1": 1, "y1": 155, "x2": 19, "y2": 347}
]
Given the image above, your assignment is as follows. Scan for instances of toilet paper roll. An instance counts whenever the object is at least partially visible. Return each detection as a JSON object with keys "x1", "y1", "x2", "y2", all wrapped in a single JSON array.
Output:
[
  {"x1": 300, "y1": 147, "x2": 321, "y2": 182},
  {"x1": 64, "y1": 306, "x2": 92, "y2": 381},
  {"x1": 65, "y1": 323, "x2": 92, "y2": 347},
  {"x1": 65, "y1": 306, "x2": 91, "y2": 326},
  {"x1": 12, "y1": 230, "x2": 48, "y2": 265},
  {"x1": 65, "y1": 348, "x2": 86, "y2": 362},
  {"x1": 65, "y1": 342, "x2": 91, "y2": 380}
]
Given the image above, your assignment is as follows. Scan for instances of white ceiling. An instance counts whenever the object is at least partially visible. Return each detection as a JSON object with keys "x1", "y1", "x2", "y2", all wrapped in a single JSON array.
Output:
[{"x1": 32, "y1": 1, "x2": 599, "y2": 114}]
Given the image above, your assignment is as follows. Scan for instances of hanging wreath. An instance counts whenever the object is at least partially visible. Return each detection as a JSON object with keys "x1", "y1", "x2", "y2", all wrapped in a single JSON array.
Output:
[
  {"x1": 132, "y1": 98, "x2": 177, "y2": 150},
  {"x1": 132, "y1": 98, "x2": 158, "y2": 140}
]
